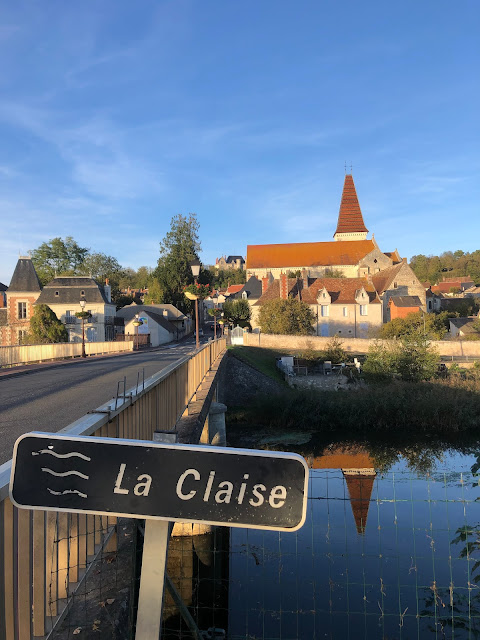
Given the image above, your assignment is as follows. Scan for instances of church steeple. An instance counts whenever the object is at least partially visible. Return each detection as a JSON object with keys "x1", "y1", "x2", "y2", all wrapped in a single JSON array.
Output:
[{"x1": 333, "y1": 174, "x2": 369, "y2": 241}]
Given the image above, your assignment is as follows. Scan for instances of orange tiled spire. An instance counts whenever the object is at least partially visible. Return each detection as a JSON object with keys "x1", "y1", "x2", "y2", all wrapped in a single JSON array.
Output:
[{"x1": 334, "y1": 174, "x2": 368, "y2": 239}]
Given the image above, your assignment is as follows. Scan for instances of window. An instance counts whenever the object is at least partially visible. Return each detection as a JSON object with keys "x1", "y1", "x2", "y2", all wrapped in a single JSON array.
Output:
[
  {"x1": 80, "y1": 290, "x2": 85, "y2": 296},
  {"x1": 393, "y1": 282, "x2": 398, "y2": 288},
  {"x1": 343, "y1": 307, "x2": 348, "y2": 317},
  {"x1": 17, "y1": 302, "x2": 27, "y2": 319},
  {"x1": 360, "y1": 305, "x2": 368, "y2": 316},
  {"x1": 18, "y1": 330, "x2": 28, "y2": 344},
  {"x1": 321, "y1": 305, "x2": 329, "y2": 317},
  {"x1": 55, "y1": 291, "x2": 59, "y2": 296}
]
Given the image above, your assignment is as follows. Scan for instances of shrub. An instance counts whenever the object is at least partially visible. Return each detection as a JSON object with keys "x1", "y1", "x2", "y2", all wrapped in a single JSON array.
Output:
[{"x1": 319, "y1": 336, "x2": 347, "y2": 364}]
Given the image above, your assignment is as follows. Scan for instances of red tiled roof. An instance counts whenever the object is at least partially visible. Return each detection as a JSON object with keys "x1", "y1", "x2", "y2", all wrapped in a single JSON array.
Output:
[
  {"x1": 371, "y1": 262, "x2": 405, "y2": 294},
  {"x1": 254, "y1": 278, "x2": 300, "y2": 305},
  {"x1": 334, "y1": 174, "x2": 368, "y2": 236},
  {"x1": 301, "y1": 278, "x2": 380, "y2": 305},
  {"x1": 225, "y1": 284, "x2": 244, "y2": 295},
  {"x1": 384, "y1": 250, "x2": 401, "y2": 263},
  {"x1": 246, "y1": 239, "x2": 375, "y2": 270}
]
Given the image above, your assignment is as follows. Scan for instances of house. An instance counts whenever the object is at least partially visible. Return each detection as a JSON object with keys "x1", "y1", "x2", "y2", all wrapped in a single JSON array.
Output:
[
  {"x1": 253, "y1": 273, "x2": 382, "y2": 338},
  {"x1": 116, "y1": 304, "x2": 191, "y2": 346},
  {"x1": 431, "y1": 276, "x2": 476, "y2": 295},
  {"x1": 215, "y1": 255, "x2": 245, "y2": 271},
  {"x1": 35, "y1": 276, "x2": 117, "y2": 342},
  {"x1": 464, "y1": 285, "x2": 480, "y2": 299},
  {"x1": 388, "y1": 296, "x2": 423, "y2": 320},
  {"x1": 372, "y1": 260, "x2": 426, "y2": 322},
  {"x1": 0, "y1": 282, "x2": 7, "y2": 307},
  {"x1": 425, "y1": 287, "x2": 442, "y2": 312},
  {"x1": 0, "y1": 257, "x2": 42, "y2": 345},
  {"x1": 449, "y1": 317, "x2": 480, "y2": 339}
]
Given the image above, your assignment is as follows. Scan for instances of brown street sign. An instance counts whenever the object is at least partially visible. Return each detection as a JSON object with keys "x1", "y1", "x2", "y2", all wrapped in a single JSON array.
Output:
[{"x1": 10, "y1": 432, "x2": 309, "y2": 531}]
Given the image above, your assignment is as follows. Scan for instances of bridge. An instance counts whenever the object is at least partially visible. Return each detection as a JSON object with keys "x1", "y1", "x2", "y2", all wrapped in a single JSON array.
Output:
[{"x1": 0, "y1": 338, "x2": 227, "y2": 639}]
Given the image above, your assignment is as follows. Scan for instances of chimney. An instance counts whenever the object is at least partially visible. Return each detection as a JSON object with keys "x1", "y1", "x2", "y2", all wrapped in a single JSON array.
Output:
[
  {"x1": 104, "y1": 278, "x2": 112, "y2": 303},
  {"x1": 301, "y1": 268, "x2": 309, "y2": 291},
  {"x1": 280, "y1": 273, "x2": 288, "y2": 300},
  {"x1": 262, "y1": 276, "x2": 270, "y2": 294}
]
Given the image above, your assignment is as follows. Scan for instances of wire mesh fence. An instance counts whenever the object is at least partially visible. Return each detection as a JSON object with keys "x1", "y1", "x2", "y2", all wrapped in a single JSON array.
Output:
[
  {"x1": 45, "y1": 518, "x2": 137, "y2": 640},
  {"x1": 162, "y1": 467, "x2": 480, "y2": 640}
]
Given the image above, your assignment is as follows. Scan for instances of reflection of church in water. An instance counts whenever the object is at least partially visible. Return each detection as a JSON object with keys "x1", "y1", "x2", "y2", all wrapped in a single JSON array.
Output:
[{"x1": 307, "y1": 447, "x2": 376, "y2": 535}]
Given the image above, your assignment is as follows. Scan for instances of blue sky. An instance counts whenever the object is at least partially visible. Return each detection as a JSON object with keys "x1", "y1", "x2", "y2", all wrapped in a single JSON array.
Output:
[{"x1": 0, "y1": 1, "x2": 479, "y2": 285}]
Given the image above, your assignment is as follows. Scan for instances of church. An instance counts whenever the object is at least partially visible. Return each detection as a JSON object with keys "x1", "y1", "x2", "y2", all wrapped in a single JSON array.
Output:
[{"x1": 244, "y1": 174, "x2": 426, "y2": 336}]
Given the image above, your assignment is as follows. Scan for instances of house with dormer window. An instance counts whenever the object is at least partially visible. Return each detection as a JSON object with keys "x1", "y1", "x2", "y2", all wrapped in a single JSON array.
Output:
[{"x1": 253, "y1": 273, "x2": 382, "y2": 337}]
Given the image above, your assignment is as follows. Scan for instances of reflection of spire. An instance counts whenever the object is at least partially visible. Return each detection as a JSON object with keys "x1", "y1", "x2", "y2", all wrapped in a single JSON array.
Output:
[
  {"x1": 343, "y1": 471, "x2": 376, "y2": 535},
  {"x1": 309, "y1": 447, "x2": 376, "y2": 535}
]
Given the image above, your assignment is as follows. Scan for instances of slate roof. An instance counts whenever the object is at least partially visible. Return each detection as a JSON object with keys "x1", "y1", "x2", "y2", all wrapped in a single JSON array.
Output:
[
  {"x1": 35, "y1": 277, "x2": 111, "y2": 305},
  {"x1": 226, "y1": 255, "x2": 245, "y2": 263},
  {"x1": 116, "y1": 303, "x2": 187, "y2": 322},
  {"x1": 247, "y1": 239, "x2": 375, "y2": 270},
  {"x1": 8, "y1": 257, "x2": 42, "y2": 292},
  {"x1": 242, "y1": 276, "x2": 263, "y2": 299},
  {"x1": 0, "y1": 282, "x2": 7, "y2": 292},
  {"x1": 450, "y1": 318, "x2": 479, "y2": 335},
  {"x1": 301, "y1": 278, "x2": 381, "y2": 305},
  {"x1": 388, "y1": 295, "x2": 422, "y2": 308},
  {"x1": 334, "y1": 174, "x2": 368, "y2": 236}
]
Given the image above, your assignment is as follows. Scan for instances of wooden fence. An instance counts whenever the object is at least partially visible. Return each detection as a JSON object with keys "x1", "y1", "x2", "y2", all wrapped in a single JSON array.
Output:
[
  {"x1": 0, "y1": 338, "x2": 226, "y2": 639},
  {"x1": 0, "y1": 340, "x2": 134, "y2": 367}
]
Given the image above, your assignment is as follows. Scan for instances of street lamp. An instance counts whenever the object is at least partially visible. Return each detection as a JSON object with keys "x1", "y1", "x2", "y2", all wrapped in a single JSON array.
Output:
[
  {"x1": 190, "y1": 259, "x2": 201, "y2": 350},
  {"x1": 132, "y1": 313, "x2": 143, "y2": 351},
  {"x1": 79, "y1": 296, "x2": 87, "y2": 358}
]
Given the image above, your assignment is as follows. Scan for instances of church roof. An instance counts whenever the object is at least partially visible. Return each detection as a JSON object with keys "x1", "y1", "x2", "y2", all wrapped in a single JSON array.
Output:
[
  {"x1": 8, "y1": 257, "x2": 42, "y2": 292},
  {"x1": 247, "y1": 239, "x2": 375, "y2": 270},
  {"x1": 334, "y1": 174, "x2": 368, "y2": 236}
]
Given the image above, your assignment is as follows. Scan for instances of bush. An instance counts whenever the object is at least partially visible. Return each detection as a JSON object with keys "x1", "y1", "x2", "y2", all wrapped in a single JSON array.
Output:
[
  {"x1": 319, "y1": 336, "x2": 347, "y2": 364},
  {"x1": 258, "y1": 298, "x2": 315, "y2": 335}
]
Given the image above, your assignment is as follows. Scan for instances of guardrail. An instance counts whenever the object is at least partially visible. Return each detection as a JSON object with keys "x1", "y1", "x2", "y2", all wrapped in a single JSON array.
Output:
[
  {"x1": 0, "y1": 337, "x2": 226, "y2": 639},
  {"x1": 0, "y1": 340, "x2": 134, "y2": 367}
]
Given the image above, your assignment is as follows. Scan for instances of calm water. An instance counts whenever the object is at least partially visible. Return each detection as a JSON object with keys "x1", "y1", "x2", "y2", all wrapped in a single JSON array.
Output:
[{"x1": 226, "y1": 441, "x2": 480, "y2": 639}]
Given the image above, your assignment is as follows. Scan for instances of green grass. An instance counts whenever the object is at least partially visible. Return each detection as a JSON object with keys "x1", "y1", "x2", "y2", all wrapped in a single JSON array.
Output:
[{"x1": 227, "y1": 346, "x2": 288, "y2": 383}]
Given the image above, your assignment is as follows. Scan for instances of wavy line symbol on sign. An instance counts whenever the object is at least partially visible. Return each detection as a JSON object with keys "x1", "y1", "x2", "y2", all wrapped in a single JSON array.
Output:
[
  {"x1": 32, "y1": 449, "x2": 91, "y2": 461},
  {"x1": 32, "y1": 447, "x2": 91, "y2": 499}
]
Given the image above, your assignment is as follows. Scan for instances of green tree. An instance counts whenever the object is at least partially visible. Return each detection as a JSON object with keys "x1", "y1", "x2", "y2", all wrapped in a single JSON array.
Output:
[
  {"x1": 208, "y1": 268, "x2": 246, "y2": 289},
  {"x1": 324, "y1": 269, "x2": 344, "y2": 278},
  {"x1": 27, "y1": 304, "x2": 68, "y2": 344},
  {"x1": 152, "y1": 214, "x2": 201, "y2": 312},
  {"x1": 379, "y1": 311, "x2": 447, "y2": 340},
  {"x1": 223, "y1": 299, "x2": 252, "y2": 327},
  {"x1": 363, "y1": 332, "x2": 439, "y2": 383},
  {"x1": 31, "y1": 237, "x2": 89, "y2": 285},
  {"x1": 258, "y1": 298, "x2": 315, "y2": 335},
  {"x1": 78, "y1": 252, "x2": 125, "y2": 303},
  {"x1": 319, "y1": 336, "x2": 347, "y2": 363}
]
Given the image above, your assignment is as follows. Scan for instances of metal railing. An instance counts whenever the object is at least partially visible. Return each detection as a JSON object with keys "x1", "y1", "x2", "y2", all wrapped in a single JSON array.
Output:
[
  {"x1": 0, "y1": 341, "x2": 134, "y2": 366},
  {"x1": 0, "y1": 337, "x2": 226, "y2": 639}
]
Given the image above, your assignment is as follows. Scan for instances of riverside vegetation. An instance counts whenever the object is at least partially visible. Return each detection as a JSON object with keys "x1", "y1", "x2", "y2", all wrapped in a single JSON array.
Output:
[{"x1": 226, "y1": 343, "x2": 480, "y2": 473}]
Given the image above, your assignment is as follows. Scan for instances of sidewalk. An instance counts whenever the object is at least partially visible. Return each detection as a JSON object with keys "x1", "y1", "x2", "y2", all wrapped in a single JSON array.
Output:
[{"x1": 0, "y1": 340, "x2": 192, "y2": 381}]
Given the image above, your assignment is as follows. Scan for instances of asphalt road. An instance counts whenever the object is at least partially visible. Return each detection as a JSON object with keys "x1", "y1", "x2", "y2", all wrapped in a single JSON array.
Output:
[{"x1": 0, "y1": 340, "x2": 201, "y2": 465}]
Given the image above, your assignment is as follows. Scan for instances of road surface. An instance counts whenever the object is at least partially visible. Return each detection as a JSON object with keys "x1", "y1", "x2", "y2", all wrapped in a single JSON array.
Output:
[{"x1": 0, "y1": 341, "x2": 199, "y2": 465}]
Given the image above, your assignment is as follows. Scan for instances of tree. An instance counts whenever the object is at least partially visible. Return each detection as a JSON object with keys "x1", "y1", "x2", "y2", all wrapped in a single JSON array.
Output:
[
  {"x1": 27, "y1": 304, "x2": 68, "y2": 344},
  {"x1": 208, "y1": 268, "x2": 246, "y2": 289},
  {"x1": 258, "y1": 298, "x2": 315, "y2": 335},
  {"x1": 222, "y1": 299, "x2": 251, "y2": 327},
  {"x1": 324, "y1": 269, "x2": 344, "y2": 278},
  {"x1": 379, "y1": 311, "x2": 447, "y2": 340},
  {"x1": 152, "y1": 214, "x2": 201, "y2": 312},
  {"x1": 363, "y1": 331, "x2": 439, "y2": 383},
  {"x1": 31, "y1": 237, "x2": 89, "y2": 285},
  {"x1": 143, "y1": 280, "x2": 163, "y2": 305},
  {"x1": 78, "y1": 252, "x2": 125, "y2": 303}
]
